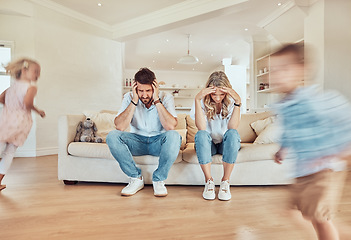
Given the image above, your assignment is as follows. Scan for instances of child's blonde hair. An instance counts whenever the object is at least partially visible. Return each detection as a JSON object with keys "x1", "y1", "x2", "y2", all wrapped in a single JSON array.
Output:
[
  {"x1": 204, "y1": 71, "x2": 232, "y2": 120},
  {"x1": 4, "y1": 58, "x2": 39, "y2": 80}
]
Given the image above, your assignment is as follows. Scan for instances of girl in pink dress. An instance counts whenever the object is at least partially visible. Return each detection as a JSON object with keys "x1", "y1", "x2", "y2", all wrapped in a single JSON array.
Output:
[{"x1": 0, "y1": 58, "x2": 45, "y2": 191}]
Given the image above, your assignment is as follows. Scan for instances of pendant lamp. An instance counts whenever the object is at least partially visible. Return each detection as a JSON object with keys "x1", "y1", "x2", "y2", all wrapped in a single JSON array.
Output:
[{"x1": 177, "y1": 34, "x2": 199, "y2": 64}]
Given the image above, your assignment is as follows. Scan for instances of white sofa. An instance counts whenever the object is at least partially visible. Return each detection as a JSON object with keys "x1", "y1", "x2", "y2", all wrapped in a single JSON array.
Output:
[{"x1": 58, "y1": 111, "x2": 294, "y2": 185}]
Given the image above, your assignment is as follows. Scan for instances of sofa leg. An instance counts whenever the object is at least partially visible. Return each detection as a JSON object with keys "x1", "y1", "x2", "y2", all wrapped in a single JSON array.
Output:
[{"x1": 63, "y1": 180, "x2": 78, "y2": 185}]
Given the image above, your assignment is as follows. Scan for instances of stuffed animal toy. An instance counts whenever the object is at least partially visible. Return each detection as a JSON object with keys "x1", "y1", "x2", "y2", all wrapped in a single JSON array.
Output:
[{"x1": 74, "y1": 117, "x2": 103, "y2": 143}]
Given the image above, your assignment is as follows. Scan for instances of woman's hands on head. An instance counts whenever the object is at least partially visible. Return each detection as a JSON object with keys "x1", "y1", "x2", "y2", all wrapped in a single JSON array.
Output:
[
  {"x1": 195, "y1": 86, "x2": 241, "y2": 104},
  {"x1": 195, "y1": 86, "x2": 216, "y2": 101},
  {"x1": 219, "y1": 87, "x2": 241, "y2": 104}
]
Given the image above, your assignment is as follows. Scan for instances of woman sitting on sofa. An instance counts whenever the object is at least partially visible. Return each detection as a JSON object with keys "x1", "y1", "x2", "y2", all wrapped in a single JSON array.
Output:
[{"x1": 190, "y1": 71, "x2": 241, "y2": 201}]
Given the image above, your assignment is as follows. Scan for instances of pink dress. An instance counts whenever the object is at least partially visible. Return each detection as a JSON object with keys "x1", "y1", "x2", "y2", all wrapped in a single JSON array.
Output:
[{"x1": 0, "y1": 80, "x2": 33, "y2": 146}]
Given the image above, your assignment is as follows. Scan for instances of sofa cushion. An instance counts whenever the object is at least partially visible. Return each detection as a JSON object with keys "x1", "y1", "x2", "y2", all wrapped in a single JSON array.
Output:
[
  {"x1": 182, "y1": 142, "x2": 280, "y2": 164},
  {"x1": 68, "y1": 142, "x2": 183, "y2": 164},
  {"x1": 237, "y1": 112, "x2": 272, "y2": 143},
  {"x1": 186, "y1": 115, "x2": 198, "y2": 143},
  {"x1": 237, "y1": 143, "x2": 280, "y2": 162}
]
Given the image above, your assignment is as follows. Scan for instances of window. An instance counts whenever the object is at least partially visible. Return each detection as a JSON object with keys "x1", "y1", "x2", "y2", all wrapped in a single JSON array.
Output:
[{"x1": 0, "y1": 41, "x2": 14, "y2": 94}]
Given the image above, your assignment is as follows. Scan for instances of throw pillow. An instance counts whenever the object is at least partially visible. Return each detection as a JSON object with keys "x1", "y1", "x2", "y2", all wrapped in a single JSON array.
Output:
[
  {"x1": 100, "y1": 109, "x2": 118, "y2": 115},
  {"x1": 186, "y1": 115, "x2": 198, "y2": 143},
  {"x1": 253, "y1": 122, "x2": 281, "y2": 144},
  {"x1": 175, "y1": 114, "x2": 187, "y2": 130},
  {"x1": 83, "y1": 111, "x2": 116, "y2": 141},
  {"x1": 238, "y1": 111, "x2": 272, "y2": 143},
  {"x1": 250, "y1": 116, "x2": 275, "y2": 136}
]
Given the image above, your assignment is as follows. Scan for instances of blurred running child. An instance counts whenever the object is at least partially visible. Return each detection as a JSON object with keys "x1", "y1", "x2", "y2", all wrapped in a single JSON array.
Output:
[{"x1": 271, "y1": 43, "x2": 351, "y2": 240}]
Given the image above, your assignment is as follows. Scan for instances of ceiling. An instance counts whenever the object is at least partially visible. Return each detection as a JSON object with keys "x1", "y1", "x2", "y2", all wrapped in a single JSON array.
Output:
[{"x1": 42, "y1": 0, "x2": 309, "y2": 72}]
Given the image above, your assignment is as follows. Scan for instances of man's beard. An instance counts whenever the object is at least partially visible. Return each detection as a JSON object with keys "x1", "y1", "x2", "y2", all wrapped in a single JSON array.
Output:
[{"x1": 140, "y1": 97, "x2": 153, "y2": 105}]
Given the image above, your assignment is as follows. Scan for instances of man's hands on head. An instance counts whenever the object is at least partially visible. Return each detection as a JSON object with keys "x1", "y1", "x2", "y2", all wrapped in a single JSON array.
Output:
[
  {"x1": 132, "y1": 80, "x2": 139, "y2": 103},
  {"x1": 152, "y1": 79, "x2": 160, "y2": 102}
]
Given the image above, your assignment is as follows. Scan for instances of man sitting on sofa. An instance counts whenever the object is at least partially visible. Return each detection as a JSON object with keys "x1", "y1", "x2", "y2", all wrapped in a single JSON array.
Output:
[{"x1": 106, "y1": 68, "x2": 181, "y2": 197}]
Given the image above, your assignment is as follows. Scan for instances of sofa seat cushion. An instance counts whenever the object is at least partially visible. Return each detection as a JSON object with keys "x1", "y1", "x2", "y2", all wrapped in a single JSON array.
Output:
[
  {"x1": 68, "y1": 142, "x2": 183, "y2": 164},
  {"x1": 182, "y1": 143, "x2": 280, "y2": 164}
]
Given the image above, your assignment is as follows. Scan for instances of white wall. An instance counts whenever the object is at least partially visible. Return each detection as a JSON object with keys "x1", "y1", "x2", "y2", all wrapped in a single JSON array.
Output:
[
  {"x1": 304, "y1": 0, "x2": 325, "y2": 87},
  {"x1": 324, "y1": 0, "x2": 351, "y2": 99},
  {"x1": 304, "y1": 0, "x2": 351, "y2": 100},
  {"x1": 224, "y1": 65, "x2": 246, "y2": 112},
  {"x1": 1, "y1": 2, "x2": 123, "y2": 156}
]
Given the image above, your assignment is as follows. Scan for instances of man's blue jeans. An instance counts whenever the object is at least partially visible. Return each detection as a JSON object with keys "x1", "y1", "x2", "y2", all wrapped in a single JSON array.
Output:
[
  {"x1": 106, "y1": 130, "x2": 181, "y2": 182},
  {"x1": 194, "y1": 129, "x2": 241, "y2": 165}
]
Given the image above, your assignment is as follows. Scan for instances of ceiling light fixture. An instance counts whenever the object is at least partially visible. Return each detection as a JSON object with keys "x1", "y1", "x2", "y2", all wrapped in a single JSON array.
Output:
[
  {"x1": 97, "y1": 3, "x2": 102, "y2": 7},
  {"x1": 177, "y1": 34, "x2": 199, "y2": 65}
]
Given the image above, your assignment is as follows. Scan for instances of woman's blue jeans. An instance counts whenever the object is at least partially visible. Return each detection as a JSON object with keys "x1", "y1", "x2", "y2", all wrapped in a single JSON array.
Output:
[
  {"x1": 194, "y1": 129, "x2": 241, "y2": 165},
  {"x1": 106, "y1": 130, "x2": 181, "y2": 182}
]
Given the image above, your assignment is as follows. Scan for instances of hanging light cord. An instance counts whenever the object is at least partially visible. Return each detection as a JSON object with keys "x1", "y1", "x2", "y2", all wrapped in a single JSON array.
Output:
[{"x1": 187, "y1": 34, "x2": 190, "y2": 55}]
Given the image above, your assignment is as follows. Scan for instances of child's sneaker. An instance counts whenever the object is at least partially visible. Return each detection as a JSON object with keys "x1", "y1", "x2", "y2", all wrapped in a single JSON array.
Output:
[
  {"x1": 121, "y1": 177, "x2": 144, "y2": 196},
  {"x1": 218, "y1": 180, "x2": 231, "y2": 201},
  {"x1": 203, "y1": 179, "x2": 215, "y2": 200}
]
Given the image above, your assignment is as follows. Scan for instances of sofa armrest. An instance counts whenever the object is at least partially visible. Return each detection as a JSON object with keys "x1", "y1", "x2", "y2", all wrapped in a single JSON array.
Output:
[{"x1": 58, "y1": 114, "x2": 85, "y2": 157}]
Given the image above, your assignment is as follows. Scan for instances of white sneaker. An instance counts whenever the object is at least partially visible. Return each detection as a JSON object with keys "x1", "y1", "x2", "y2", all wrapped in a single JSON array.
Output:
[
  {"x1": 203, "y1": 179, "x2": 215, "y2": 200},
  {"x1": 218, "y1": 180, "x2": 231, "y2": 201},
  {"x1": 153, "y1": 181, "x2": 168, "y2": 197},
  {"x1": 121, "y1": 177, "x2": 144, "y2": 196}
]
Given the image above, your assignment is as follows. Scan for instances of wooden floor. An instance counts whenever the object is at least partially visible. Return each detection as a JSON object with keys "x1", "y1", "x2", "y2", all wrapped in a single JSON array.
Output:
[{"x1": 1, "y1": 155, "x2": 351, "y2": 240}]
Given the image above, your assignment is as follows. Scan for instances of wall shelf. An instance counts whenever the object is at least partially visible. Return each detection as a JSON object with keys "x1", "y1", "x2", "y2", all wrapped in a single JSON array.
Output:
[
  {"x1": 256, "y1": 54, "x2": 270, "y2": 92},
  {"x1": 257, "y1": 88, "x2": 273, "y2": 93},
  {"x1": 256, "y1": 72, "x2": 269, "y2": 77},
  {"x1": 175, "y1": 107, "x2": 191, "y2": 110}
]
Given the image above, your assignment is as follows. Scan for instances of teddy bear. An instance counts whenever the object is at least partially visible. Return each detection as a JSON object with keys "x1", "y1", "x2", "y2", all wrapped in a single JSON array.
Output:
[{"x1": 74, "y1": 117, "x2": 103, "y2": 143}]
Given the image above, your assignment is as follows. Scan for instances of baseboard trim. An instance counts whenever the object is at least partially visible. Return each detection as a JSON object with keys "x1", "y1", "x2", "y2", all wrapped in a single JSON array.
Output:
[
  {"x1": 14, "y1": 150, "x2": 37, "y2": 157},
  {"x1": 14, "y1": 147, "x2": 58, "y2": 157},
  {"x1": 36, "y1": 147, "x2": 58, "y2": 157}
]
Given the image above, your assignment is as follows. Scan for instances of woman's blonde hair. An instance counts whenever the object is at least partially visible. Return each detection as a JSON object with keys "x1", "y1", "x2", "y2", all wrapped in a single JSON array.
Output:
[
  {"x1": 204, "y1": 71, "x2": 232, "y2": 120},
  {"x1": 4, "y1": 58, "x2": 39, "y2": 80}
]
